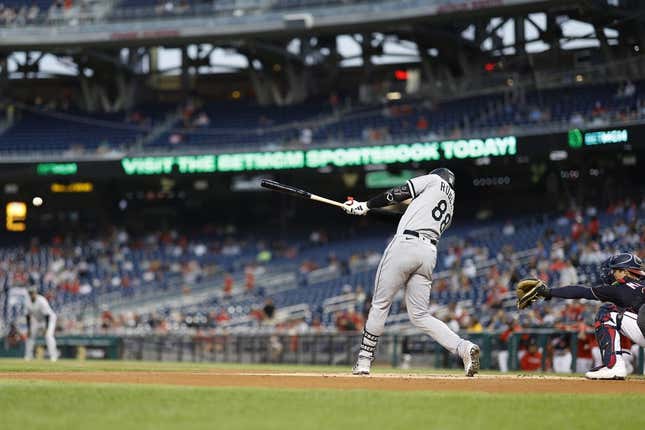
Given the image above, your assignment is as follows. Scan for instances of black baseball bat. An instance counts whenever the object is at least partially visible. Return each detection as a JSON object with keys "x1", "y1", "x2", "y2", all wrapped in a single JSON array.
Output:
[{"x1": 260, "y1": 179, "x2": 403, "y2": 217}]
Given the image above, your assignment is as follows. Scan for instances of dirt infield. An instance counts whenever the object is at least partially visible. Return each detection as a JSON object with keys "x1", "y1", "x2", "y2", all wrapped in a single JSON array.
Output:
[{"x1": 1, "y1": 370, "x2": 645, "y2": 393}]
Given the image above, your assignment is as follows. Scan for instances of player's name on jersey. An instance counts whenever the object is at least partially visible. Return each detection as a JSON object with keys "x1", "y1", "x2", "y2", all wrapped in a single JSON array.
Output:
[{"x1": 120, "y1": 136, "x2": 517, "y2": 175}]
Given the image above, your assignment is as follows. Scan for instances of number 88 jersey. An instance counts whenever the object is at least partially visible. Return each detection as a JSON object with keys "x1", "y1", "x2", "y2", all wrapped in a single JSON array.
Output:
[{"x1": 395, "y1": 173, "x2": 455, "y2": 240}]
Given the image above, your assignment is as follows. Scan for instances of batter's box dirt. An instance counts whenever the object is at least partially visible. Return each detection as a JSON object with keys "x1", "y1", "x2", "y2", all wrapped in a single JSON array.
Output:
[{"x1": 1, "y1": 371, "x2": 644, "y2": 394}]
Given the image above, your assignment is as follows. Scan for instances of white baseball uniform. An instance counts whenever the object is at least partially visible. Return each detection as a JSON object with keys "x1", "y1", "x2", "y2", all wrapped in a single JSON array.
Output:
[
  {"x1": 363, "y1": 173, "x2": 470, "y2": 355},
  {"x1": 25, "y1": 294, "x2": 58, "y2": 361}
]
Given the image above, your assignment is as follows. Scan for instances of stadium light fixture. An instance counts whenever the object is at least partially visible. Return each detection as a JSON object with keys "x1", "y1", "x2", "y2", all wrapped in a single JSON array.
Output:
[{"x1": 386, "y1": 92, "x2": 402, "y2": 100}]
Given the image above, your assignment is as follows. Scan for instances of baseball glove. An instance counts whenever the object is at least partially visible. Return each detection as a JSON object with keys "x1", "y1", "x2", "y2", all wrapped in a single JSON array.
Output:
[{"x1": 516, "y1": 278, "x2": 551, "y2": 310}]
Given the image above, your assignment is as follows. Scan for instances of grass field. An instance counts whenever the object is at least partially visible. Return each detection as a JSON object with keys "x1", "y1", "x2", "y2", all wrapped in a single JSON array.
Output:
[{"x1": 1, "y1": 359, "x2": 644, "y2": 430}]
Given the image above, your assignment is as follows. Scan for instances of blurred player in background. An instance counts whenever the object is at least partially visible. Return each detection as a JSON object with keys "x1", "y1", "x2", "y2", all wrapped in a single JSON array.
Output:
[
  {"x1": 25, "y1": 286, "x2": 58, "y2": 361},
  {"x1": 342, "y1": 168, "x2": 480, "y2": 376}
]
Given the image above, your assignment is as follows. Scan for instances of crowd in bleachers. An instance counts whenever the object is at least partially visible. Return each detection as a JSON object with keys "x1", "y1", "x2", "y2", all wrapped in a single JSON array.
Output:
[
  {"x1": 117, "y1": 80, "x2": 645, "y2": 150},
  {"x1": 2, "y1": 79, "x2": 644, "y2": 154},
  {"x1": 112, "y1": 0, "x2": 371, "y2": 20},
  {"x1": 0, "y1": 0, "x2": 374, "y2": 25},
  {"x1": 2, "y1": 196, "x2": 643, "y2": 343},
  {"x1": 0, "y1": 0, "x2": 99, "y2": 26}
]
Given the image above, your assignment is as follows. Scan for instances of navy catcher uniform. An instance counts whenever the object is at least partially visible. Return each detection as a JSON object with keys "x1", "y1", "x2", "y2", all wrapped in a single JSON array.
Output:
[{"x1": 517, "y1": 252, "x2": 645, "y2": 379}]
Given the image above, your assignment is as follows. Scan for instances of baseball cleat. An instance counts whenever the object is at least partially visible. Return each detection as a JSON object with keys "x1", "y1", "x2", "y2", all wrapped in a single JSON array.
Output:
[
  {"x1": 352, "y1": 355, "x2": 372, "y2": 375},
  {"x1": 462, "y1": 343, "x2": 480, "y2": 377},
  {"x1": 585, "y1": 362, "x2": 627, "y2": 380}
]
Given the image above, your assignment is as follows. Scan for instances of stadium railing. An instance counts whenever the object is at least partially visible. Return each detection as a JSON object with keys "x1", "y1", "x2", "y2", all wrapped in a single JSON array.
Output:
[{"x1": 6, "y1": 331, "x2": 643, "y2": 374}]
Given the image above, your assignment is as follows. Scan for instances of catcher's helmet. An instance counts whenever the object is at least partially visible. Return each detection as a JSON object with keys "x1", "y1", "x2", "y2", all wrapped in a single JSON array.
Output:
[
  {"x1": 430, "y1": 168, "x2": 455, "y2": 189},
  {"x1": 600, "y1": 252, "x2": 645, "y2": 284}
]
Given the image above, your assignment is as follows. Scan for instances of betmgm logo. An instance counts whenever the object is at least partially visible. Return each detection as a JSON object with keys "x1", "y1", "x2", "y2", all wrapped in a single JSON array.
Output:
[
  {"x1": 568, "y1": 129, "x2": 583, "y2": 149},
  {"x1": 568, "y1": 128, "x2": 628, "y2": 149}
]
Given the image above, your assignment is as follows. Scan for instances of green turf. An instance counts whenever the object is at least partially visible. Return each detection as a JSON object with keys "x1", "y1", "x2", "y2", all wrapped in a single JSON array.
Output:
[
  {"x1": 1, "y1": 380, "x2": 644, "y2": 430},
  {"x1": 1, "y1": 359, "x2": 644, "y2": 429}
]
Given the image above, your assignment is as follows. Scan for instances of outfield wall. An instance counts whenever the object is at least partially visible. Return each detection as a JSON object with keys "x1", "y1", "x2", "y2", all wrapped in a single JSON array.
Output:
[{"x1": 4, "y1": 331, "x2": 643, "y2": 374}]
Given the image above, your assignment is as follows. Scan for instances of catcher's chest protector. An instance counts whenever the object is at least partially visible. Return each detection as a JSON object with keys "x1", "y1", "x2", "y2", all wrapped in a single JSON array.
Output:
[{"x1": 638, "y1": 304, "x2": 645, "y2": 337}]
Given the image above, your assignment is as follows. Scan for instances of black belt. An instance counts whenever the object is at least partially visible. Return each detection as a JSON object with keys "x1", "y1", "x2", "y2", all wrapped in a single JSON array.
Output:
[{"x1": 403, "y1": 229, "x2": 437, "y2": 245}]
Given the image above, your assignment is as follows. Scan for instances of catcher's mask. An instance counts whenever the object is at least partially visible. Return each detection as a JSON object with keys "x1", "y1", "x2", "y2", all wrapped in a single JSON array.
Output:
[{"x1": 600, "y1": 252, "x2": 645, "y2": 285}]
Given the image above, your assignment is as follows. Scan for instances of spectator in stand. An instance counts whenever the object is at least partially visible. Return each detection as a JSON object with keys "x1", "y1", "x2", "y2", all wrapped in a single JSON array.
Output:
[
  {"x1": 616, "y1": 81, "x2": 636, "y2": 98},
  {"x1": 416, "y1": 115, "x2": 428, "y2": 131},
  {"x1": 467, "y1": 317, "x2": 483, "y2": 333},
  {"x1": 570, "y1": 112, "x2": 584, "y2": 126},
  {"x1": 462, "y1": 259, "x2": 476, "y2": 279},
  {"x1": 215, "y1": 309, "x2": 230, "y2": 323},
  {"x1": 559, "y1": 260, "x2": 579, "y2": 286},
  {"x1": 592, "y1": 101, "x2": 607, "y2": 118},
  {"x1": 193, "y1": 112, "x2": 211, "y2": 127},
  {"x1": 502, "y1": 220, "x2": 515, "y2": 236},
  {"x1": 263, "y1": 298, "x2": 275, "y2": 320},
  {"x1": 245, "y1": 269, "x2": 255, "y2": 292},
  {"x1": 588, "y1": 216, "x2": 600, "y2": 240},
  {"x1": 571, "y1": 216, "x2": 585, "y2": 240},
  {"x1": 299, "y1": 127, "x2": 313, "y2": 145},
  {"x1": 549, "y1": 257, "x2": 566, "y2": 272},
  {"x1": 27, "y1": 2, "x2": 39, "y2": 21},
  {"x1": 223, "y1": 273, "x2": 234, "y2": 296},
  {"x1": 168, "y1": 133, "x2": 183, "y2": 145}
]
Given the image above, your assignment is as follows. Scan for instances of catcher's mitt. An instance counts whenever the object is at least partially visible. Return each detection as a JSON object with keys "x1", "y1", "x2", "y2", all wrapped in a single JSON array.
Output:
[{"x1": 516, "y1": 278, "x2": 551, "y2": 310}]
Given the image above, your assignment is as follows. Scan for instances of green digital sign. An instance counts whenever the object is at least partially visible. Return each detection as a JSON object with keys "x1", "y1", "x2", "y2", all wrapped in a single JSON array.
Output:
[
  {"x1": 584, "y1": 129, "x2": 628, "y2": 146},
  {"x1": 218, "y1": 151, "x2": 304, "y2": 172},
  {"x1": 568, "y1": 129, "x2": 583, "y2": 148},
  {"x1": 36, "y1": 163, "x2": 78, "y2": 176},
  {"x1": 121, "y1": 155, "x2": 216, "y2": 175},
  {"x1": 121, "y1": 136, "x2": 517, "y2": 175},
  {"x1": 568, "y1": 128, "x2": 628, "y2": 148}
]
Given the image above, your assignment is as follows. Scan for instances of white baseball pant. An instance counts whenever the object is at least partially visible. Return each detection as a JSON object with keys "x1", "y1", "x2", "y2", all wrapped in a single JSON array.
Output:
[
  {"x1": 365, "y1": 234, "x2": 465, "y2": 354},
  {"x1": 25, "y1": 315, "x2": 58, "y2": 361}
]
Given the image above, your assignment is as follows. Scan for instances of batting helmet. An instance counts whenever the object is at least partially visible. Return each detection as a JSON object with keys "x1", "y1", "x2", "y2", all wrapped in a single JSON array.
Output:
[
  {"x1": 430, "y1": 168, "x2": 455, "y2": 189},
  {"x1": 600, "y1": 252, "x2": 645, "y2": 284}
]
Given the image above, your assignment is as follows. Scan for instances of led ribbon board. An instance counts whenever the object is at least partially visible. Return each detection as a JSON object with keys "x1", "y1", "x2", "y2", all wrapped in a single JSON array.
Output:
[
  {"x1": 568, "y1": 128, "x2": 629, "y2": 147},
  {"x1": 121, "y1": 136, "x2": 517, "y2": 175},
  {"x1": 584, "y1": 129, "x2": 628, "y2": 146},
  {"x1": 36, "y1": 163, "x2": 78, "y2": 176}
]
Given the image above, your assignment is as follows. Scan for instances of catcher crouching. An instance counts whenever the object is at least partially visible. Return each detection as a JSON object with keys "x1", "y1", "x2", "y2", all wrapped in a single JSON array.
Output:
[{"x1": 516, "y1": 252, "x2": 645, "y2": 380}]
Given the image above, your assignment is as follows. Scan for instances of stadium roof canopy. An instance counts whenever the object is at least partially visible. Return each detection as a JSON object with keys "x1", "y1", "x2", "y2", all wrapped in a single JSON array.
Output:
[{"x1": 1, "y1": 0, "x2": 644, "y2": 104}]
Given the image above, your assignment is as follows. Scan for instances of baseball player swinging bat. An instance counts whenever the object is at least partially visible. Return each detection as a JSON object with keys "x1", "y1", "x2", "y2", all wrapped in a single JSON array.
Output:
[{"x1": 264, "y1": 171, "x2": 480, "y2": 378}]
